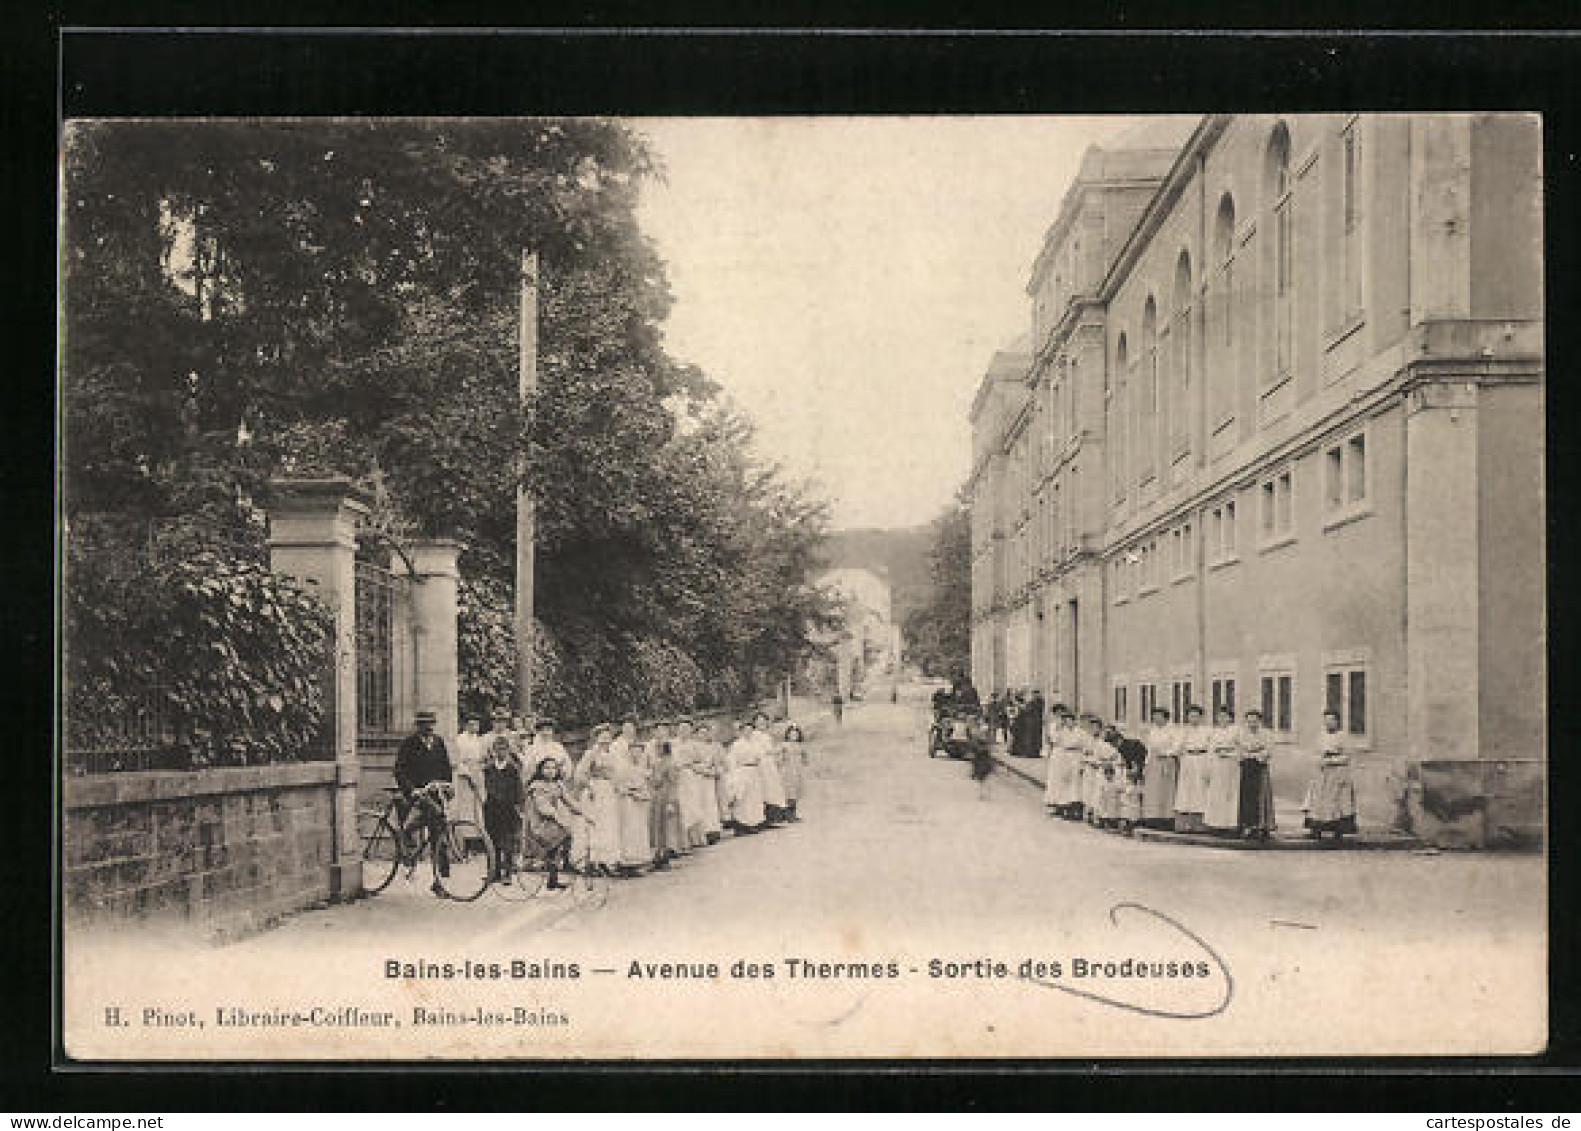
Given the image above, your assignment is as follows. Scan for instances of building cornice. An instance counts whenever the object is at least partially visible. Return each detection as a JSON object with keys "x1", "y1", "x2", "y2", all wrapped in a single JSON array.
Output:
[
  {"x1": 1095, "y1": 115, "x2": 1231, "y2": 307},
  {"x1": 1104, "y1": 356, "x2": 1541, "y2": 556}
]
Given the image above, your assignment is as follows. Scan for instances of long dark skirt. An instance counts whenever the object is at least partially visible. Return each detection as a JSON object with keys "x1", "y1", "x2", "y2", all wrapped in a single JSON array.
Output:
[
  {"x1": 971, "y1": 748, "x2": 995, "y2": 781},
  {"x1": 1237, "y1": 760, "x2": 1277, "y2": 832}
]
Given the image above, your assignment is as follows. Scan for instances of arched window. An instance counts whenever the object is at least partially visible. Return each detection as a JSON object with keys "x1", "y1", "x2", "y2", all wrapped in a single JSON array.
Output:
[
  {"x1": 1171, "y1": 251, "x2": 1193, "y2": 458},
  {"x1": 1212, "y1": 193, "x2": 1237, "y2": 430},
  {"x1": 1265, "y1": 123, "x2": 1294, "y2": 383},
  {"x1": 1140, "y1": 297, "x2": 1158, "y2": 484}
]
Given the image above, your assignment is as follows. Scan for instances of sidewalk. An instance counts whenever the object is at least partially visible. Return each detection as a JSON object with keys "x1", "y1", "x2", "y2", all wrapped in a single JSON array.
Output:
[{"x1": 990, "y1": 745, "x2": 1423, "y2": 852}]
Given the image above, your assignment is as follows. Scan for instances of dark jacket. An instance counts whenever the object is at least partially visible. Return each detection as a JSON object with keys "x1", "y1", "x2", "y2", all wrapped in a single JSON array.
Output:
[
  {"x1": 484, "y1": 758, "x2": 523, "y2": 811},
  {"x1": 1117, "y1": 736, "x2": 1149, "y2": 777},
  {"x1": 394, "y1": 732, "x2": 452, "y2": 795}
]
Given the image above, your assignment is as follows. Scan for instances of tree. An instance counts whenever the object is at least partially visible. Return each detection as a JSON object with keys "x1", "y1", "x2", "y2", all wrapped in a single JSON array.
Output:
[
  {"x1": 62, "y1": 118, "x2": 838, "y2": 730},
  {"x1": 903, "y1": 495, "x2": 973, "y2": 679}
]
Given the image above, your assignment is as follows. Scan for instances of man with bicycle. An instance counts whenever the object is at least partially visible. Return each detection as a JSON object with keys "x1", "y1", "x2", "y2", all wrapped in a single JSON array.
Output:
[{"x1": 394, "y1": 709, "x2": 455, "y2": 897}]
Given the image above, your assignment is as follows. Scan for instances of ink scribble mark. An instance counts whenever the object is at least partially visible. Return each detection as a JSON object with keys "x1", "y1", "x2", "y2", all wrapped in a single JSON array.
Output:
[{"x1": 1022, "y1": 902, "x2": 1234, "y2": 1020}]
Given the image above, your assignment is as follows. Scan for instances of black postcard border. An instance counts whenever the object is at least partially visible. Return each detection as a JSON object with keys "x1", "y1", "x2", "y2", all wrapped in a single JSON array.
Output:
[{"x1": 8, "y1": 18, "x2": 1579, "y2": 1110}]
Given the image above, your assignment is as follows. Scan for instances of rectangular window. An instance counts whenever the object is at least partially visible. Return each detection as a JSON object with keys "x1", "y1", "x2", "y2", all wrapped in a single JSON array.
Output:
[
  {"x1": 1114, "y1": 685, "x2": 1128, "y2": 723},
  {"x1": 1223, "y1": 264, "x2": 1234, "y2": 348},
  {"x1": 1326, "y1": 663, "x2": 1370, "y2": 737},
  {"x1": 1346, "y1": 433, "x2": 1366, "y2": 503},
  {"x1": 1224, "y1": 500, "x2": 1236, "y2": 555},
  {"x1": 1261, "y1": 469, "x2": 1295, "y2": 542},
  {"x1": 1342, "y1": 124, "x2": 1363, "y2": 319},
  {"x1": 1211, "y1": 676, "x2": 1236, "y2": 719},
  {"x1": 1275, "y1": 199, "x2": 1295, "y2": 378},
  {"x1": 1260, "y1": 672, "x2": 1295, "y2": 734},
  {"x1": 1323, "y1": 431, "x2": 1369, "y2": 519}
]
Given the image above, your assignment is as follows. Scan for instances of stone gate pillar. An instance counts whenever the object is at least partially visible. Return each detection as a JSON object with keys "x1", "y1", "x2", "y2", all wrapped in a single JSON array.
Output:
[
  {"x1": 266, "y1": 478, "x2": 368, "y2": 901},
  {"x1": 409, "y1": 539, "x2": 462, "y2": 738}
]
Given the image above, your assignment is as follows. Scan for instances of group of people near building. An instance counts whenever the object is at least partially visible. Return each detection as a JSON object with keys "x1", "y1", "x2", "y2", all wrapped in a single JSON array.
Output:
[
  {"x1": 403, "y1": 707, "x2": 810, "y2": 897},
  {"x1": 984, "y1": 688, "x2": 1046, "y2": 758},
  {"x1": 1036, "y1": 702, "x2": 1359, "y2": 841}
]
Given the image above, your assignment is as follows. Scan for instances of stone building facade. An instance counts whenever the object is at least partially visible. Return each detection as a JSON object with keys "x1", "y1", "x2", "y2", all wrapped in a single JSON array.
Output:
[{"x1": 967, "y1": 114, "x2": 1544, "y2": 839}]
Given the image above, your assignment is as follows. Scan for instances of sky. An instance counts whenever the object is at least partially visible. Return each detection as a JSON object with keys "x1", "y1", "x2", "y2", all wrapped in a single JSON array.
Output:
[{"x1": 631, "y1": 115, "x2": 1193, "y2": 532}]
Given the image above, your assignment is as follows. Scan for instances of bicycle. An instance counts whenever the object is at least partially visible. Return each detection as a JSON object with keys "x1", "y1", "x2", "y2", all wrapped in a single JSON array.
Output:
[
  {"x1": 358, "y1": 781, "x2": 495, "y2": 902},
  {"x1": 493, "y1": 821, "x2": 609, "y2": 911}
]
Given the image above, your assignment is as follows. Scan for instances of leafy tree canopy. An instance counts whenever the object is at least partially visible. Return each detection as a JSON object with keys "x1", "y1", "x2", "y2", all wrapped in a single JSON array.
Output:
[{"x1": 63, "y1": 118, "x2": 834, "y2": 725}]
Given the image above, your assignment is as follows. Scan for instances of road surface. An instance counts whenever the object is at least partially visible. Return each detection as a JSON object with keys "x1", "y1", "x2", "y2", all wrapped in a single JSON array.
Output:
[{"x1": 65, "y1": 686, "x2": 1546, "y2": 1059}]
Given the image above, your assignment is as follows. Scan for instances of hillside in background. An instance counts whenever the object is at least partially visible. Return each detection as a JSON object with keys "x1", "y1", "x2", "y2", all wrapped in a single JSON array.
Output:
[{"x1": 817, "y1": 525, "x2": 936, "y2": 633}]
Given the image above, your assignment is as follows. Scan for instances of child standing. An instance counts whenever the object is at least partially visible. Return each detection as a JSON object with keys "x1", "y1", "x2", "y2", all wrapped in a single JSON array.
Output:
[
  {"x1": 482, "y1": 735, "x2": 523, "y2": 882},
  {"x1": 524, "y1": 757, "x2": 586, "y2": 891},
  {"x1": 779, "y1": 723, "x2": 808, "y2": 821}
]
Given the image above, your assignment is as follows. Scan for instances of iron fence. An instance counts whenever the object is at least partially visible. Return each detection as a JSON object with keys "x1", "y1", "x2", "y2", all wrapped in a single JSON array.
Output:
[{"x1": 355, "y1": 559, "x2": 410, "y2": 754}]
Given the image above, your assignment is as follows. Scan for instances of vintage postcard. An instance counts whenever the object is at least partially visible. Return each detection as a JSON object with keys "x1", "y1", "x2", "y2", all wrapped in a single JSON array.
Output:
[{"x1": 59, "y1": 109, "x2": 1546, "y2": 1060}]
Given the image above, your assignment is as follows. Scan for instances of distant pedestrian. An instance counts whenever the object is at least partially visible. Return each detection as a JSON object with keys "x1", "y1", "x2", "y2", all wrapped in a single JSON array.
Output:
[
  {"x1": 1012, "y1": 690, "x2": 1045, "y2": 758},
  {"x1": 986, "y1": 693, "x2": 1008, "y2": 744},
  {"x1": 970, "y1": 731, "x2": 995, "y2": 800},
  {"x1": 1303, "y1": 709, "x2": 1358, "y2": 841},
  {"x1": 831, "y1": 691, "x2": 844, "y2": 725}
]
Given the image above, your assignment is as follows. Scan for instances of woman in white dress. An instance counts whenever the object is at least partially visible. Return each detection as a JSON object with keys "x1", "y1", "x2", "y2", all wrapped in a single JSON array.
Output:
[
  {"x1": 1303, "y1": 709, "x2": 1358, "y2": 840},
  {"x1": 726, "y1": 721, "x2": 767, "y2": 833},
  {"x1": 673, "y1": 719, "x2": 709, "y2": 848},
  {"x1": 615, "y1": 731, "x2": 655, "y2": 875},
  {"x1": 1202, "y1": 705, "x2": 1245, "y2": 835},
  {"x1": 450, "y1": 715, "x2": 489, "y2": 833},
  {"x1": 1140, "y1": 707, "x2": 1180, "y2": 829},
  {"x1": 572, "y1": 725, "x2": 622, "y2": 876},
  {"x1": 751, "y1": 713, "x2": 788, "y2": 824},
  {"x1": 1173, "y1": 704, "x2": 1212, "y2": 833}
]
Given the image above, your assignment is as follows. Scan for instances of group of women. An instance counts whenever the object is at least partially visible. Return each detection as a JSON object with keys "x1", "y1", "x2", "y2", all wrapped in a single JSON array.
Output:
[
  {"x1": 1039, "y1": 702, "x2": 1359, "y2": 841},
  {"x1": 449, "y1": 708, "x2": 810, "y2": 888}
]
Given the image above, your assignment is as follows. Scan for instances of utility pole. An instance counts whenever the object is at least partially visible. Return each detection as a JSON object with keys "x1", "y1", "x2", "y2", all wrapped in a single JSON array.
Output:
[{"x1": 515, "y1": 250, "x2": 538, "y2": 716}]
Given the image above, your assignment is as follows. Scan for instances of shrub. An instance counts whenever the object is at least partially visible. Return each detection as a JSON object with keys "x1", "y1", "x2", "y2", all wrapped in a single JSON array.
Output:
[{"x1": 66, "y1": 520, "x2": 333, "y2": 769}]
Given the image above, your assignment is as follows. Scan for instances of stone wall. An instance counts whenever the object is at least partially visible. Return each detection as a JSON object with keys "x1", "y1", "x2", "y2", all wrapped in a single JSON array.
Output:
[{"x1": 64, "y1": 763, "x2": 339, "y2": 941}]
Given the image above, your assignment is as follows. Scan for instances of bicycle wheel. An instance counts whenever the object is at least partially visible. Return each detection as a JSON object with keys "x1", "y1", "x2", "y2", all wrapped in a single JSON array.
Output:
[
  {"x1": 359, "y1": 811, "x2": 403, "y2": 895},
  {"x1": 573, "y1": 866, "x2": 610, "y2": 911},
  {"x1": 434, "y1": 820, "x2": 494, "y2": 902},
  {"x1": 491, "y1": 850, "x2": 545, "y2": 902}
]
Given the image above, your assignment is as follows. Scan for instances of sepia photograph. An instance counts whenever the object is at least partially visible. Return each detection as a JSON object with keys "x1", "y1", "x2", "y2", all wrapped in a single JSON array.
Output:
[{"x1": 57, "y1": 107, "x2": 1546, "y2": 1061}]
